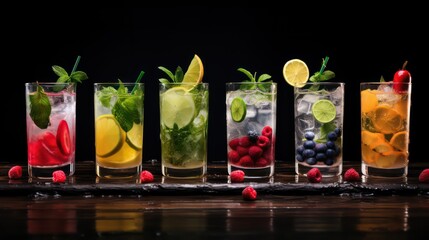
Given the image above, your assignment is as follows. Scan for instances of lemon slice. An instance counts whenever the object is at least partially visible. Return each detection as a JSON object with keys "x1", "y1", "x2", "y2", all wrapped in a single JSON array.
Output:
[
  {"x1": 182, "y1": 54, "x2": 204, "y2": 90},
  {"x1": 126, "y1": 122, "x2": 143, "y2": 150},
  {"x1": 283, "y1": 59, "x2": 309, "y2": 88},
  {"x1": 95, "y1": 114, "x2": 125, "y2": 157},
  {"x1": 373, "y1": 105, "x2": 403, "y2": 134},
  {"x1": 312, "y1": 99, "x2": 336, "y2": 123},
  {"x1": 361, "y1": 89, "x2": 379, "y2": 113},
  {"x1": 389, "y1": 131, "x2": 408, "y2": 151},
  {"x1": 161, "y1": 87, "x2": 195, "y2": 129},
  {"x1": 230, "y1": 97, "x2": 246, "y2": 122}
]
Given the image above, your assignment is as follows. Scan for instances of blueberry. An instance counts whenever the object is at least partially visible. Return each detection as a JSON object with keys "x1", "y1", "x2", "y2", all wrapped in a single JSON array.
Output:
[
  {"x1": 326, "y1": 149, "x2": 336, "y2": 158},
  {"x1": 302, "y1": 149, "x2": 315, "y2": 158},
  {"x1": 296, "y1": 154, "x2": 304, "y2": 162},
  {"x1": 306, "y1": 157, "x2": 317, "y2": 165},
  {"x1": 315, "y1": 143, "x2": 327, "y2": 153},
  {"x1": 334, "y1": 128, "x2": 341, "y2": 136},
  {"x1": 248, "y1": 130, "x2": 259, "y2": 143},
  {"x1": 296, "y1": 145, "x2": 305, "y2": 154},
  {"x1": 304, "y1": 131, "x2": 315, "y2": 140},
  {"x1": 315, "y1": 153, "x2": 326, "y2": 161},
  {"x1": 324, "y1": 158, "x2": 334, "y2": 165},
  {"x1": 303, "y1": 140, "x2": 316, "y2": 149},
  {"x1": 326, "y1": 141, "x2": 336, "y2": 149},
  {"x1": 328, "y1": 132, "x2": 337, "y2": 141}
]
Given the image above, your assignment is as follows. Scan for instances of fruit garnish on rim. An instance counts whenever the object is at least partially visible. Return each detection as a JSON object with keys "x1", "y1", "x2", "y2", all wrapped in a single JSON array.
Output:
[
  {"x1": 393, "y1": 60, "x2": 411, "y2": 93},
  {"x1": 158, "y1": 54, "x2": 204, "y2": 90},
  {"x1": 29, "y1": 56, "x2": 88, "y2": 129}
]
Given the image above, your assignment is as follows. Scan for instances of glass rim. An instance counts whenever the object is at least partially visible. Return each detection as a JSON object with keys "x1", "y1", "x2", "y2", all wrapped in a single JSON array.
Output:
[
  {"x1": 360, "y1": 82, "x2": 411, "y2": 85},
  {"x1": 299, "y1": 82, "x2": 344, "y2": 86},
  {"x1": 159, "y1": 82, "x2": 208, "y2": 86},
  {"x1": 94, "y1": 82, "x2": 144, "y2": 86},
  {"x1": 25, "y1": 82, "x2": 74, "y2": 86},
  {"x1": 226, "y1": 82, "x2": 277, "y2": 85}
]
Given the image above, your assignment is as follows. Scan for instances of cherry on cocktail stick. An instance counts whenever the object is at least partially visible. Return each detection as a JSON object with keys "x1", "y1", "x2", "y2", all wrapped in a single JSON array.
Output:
[{"x1": 393, "y1": 60, "x2": 411, "y2": 93}]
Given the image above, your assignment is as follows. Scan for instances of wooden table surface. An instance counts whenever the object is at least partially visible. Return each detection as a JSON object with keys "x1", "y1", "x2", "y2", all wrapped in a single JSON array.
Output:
[{"x1": 1, "y1": 161, "x2": 428, "y2": 239}]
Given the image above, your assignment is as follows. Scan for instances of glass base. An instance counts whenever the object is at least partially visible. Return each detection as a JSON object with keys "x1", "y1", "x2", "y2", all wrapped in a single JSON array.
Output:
[
  {"x1": 228, "y1": 164, "x2": 274, "y2": 179},
  {"x1": 96, "y1": 163, "x2": 142, "y2": 179},
  {"x1": 28, "y1": 162, "x2": 75, "y2": 179},
  {"x1": 361, "y1": 162, "x2": 407, "y2": 178},
  {"x1": 295, "y1": 161, "x2": 342, "y2": 177},
  {"x1": 162, "y1": 165, "x2": 206, "y2": 179}
]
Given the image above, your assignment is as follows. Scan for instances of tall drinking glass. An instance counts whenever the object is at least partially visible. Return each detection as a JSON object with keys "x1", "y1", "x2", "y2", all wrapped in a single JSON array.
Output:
[
  {"x1": 226, "y1": 82, "x2": 277, "y2": 178},
  {"x1": 294, "y1": 82, "x2": 344, "y2": 177},
  {"x1": 360, "y1": 82, "x2": 411, "y2": 178},
  {"x1": 26, "y1": 82, "x2": 76, "y2": 178},
  {"x1": 159, "y1": 82, "x2": 209, "y2": 178},
  {"x1": 94, "y1": 82, "x2": 144, "y2": 178}
]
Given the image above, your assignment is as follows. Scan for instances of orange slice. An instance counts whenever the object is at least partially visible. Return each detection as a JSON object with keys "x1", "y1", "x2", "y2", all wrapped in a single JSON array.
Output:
[
  {"x1": 389, "y1": 131, "x2": 409, "y2": 152},
  {"x1": 361, "y1": 89, "x2": 379, "y2": 113},
  {"x1": 372, "y1": 105, "x2": 403, "y2": 134}
]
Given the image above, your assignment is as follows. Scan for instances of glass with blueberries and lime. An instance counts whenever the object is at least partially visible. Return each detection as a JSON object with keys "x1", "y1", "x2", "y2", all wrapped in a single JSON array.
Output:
[
  {"x1": 226, "y1": 68, "x2": 277, "y2": 178},
  {"x1": 283, "y1": 57, "x2": 344, "y2": 177}
]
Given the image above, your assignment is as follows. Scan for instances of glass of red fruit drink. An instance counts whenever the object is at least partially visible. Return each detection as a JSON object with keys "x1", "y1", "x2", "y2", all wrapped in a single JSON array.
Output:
[
  {"x1": 25, "y1": 82, "x2": 76, "y2": 178},
  {"x1": 226, "y1": 81, "x2": 277, "y2": 178}
]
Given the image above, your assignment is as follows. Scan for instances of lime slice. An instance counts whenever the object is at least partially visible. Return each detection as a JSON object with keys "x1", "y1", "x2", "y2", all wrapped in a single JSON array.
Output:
[
  {"x1": 283, "y1": 59, "x2": 309, "y2": 88},
  {"x1": 95, "y1": 114, "x2": 125, "y2": 157},
  {"x1": 161, "y1": 87, "x2": 195, "y2": 129},
  {"x1": 182, "y1": 54, "x2": 204, "y2": 90},
  {"x1": 230, "y1": 97, "x2": 247, "y2": 122},
  {"x1": 126, "y1": 122, "x2": 143, "y2": 150},
  {"x1": 312, "y1": 99, "x2": 336, "y2": 123}
]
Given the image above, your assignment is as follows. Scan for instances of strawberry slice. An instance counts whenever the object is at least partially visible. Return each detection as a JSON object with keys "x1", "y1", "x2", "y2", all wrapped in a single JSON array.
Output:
[
  {"x1": 56, "y1": 120, "x2": 71, "y2": 156},
  {"x1": 393, "y1": 61, "x2": 411, "y2": 93}
]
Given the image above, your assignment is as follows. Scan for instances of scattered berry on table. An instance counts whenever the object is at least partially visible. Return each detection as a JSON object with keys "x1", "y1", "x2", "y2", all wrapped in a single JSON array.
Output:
[
  {"x1": 419, "y1": 169, "x2": 429, "y2": 183},
  {"x1": 8, "y1": 166, "x2": 23, "y2": 179},
  {"x1": 242, "y1": 186, "x2": 257, "y2": 200},
  {"x1": 52, "y1": 170, "x2": 66, "y2": 183},
  {"x1": 343, "y1": 168, "x2": 360, "y2": 182},
  {"x1": 307, "y1": 168, "x2": 322, "y2": 183},
  {"x1": 140, "y1": 170, "x2": 154, "y2": 183},
  {"x1": 230, "y1": 170, "x2": 245, "y2": 183}
]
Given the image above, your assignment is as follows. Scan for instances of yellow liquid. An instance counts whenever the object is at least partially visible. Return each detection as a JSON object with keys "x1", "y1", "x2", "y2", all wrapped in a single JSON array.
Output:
[{"x1": 96, "y1": 140, "x2": 142, "y2": 169}]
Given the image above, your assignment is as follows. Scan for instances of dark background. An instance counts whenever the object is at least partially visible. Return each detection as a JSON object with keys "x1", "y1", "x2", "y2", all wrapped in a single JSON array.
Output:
[{"x1": 3, "y1": 7, "x2": 425, "y2": 165}]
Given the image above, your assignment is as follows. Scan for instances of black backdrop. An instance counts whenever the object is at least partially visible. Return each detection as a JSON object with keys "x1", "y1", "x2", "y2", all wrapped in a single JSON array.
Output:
[{"x1": 3, "y1": 7, "x2": 425, "y2": 165}]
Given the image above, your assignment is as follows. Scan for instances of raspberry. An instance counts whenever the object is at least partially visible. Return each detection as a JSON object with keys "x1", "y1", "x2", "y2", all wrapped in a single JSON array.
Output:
[
  {"x1": 263, "y1": 148, "x2": 273, "y2": 161},
  {"x1": 140, "y1": 170, "x2": 154, "y2": 183},
  {"x1": 8, "y1": 165, "x2": 23, "y2": 179},
  {"x1": 228, "y1": 150, "x2": 240, "y2": 163},
  {"x1": 344, "y1": 168, "x2": 360, "y2": 182},
  {"x1": 254, "y1": 157, "x2": 269, "y2": 167},
  {"x1": 307, "y1": 168, "x2": 322, "y2": 183},
  {"x1": 419, "y1": 169, "x2": 429, "y2": 183},
  {"x1": 257, "y1": 136, "x2": 270, "y2": 149},
  {"x1": 242, "y1": 186, "x2": 257, "y2": 200},
  {"x1": 262, "y1": 126, "x2": 272, "y2": 139},
  {"x1": 228, "y1": 138, "x2": 240, "y2": 150},
  {"x1": 236, "y1": 146, "x2": 249, "y2": 156},
  {"x1": 52, "y1": 170, "x2": 66, "y2": 183},
  {"x1": 239, "y1": 136, "x2": 251, "y2": 147},
  {"x1": 238, "y1": 155, "x2": 254, "y2": 167},
  {"x1": 230, "y1": 170, "x2": 245, "y2": 183},
  {"x1": 248, "y1": 146, "x2": 263, "y2": 159}
]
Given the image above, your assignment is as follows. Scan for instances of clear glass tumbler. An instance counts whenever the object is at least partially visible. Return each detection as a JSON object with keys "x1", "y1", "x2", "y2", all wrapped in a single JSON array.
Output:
[
  {"x1": 226, "y1": 82, "x2": 277, "y2": 178},
  {"x1": 26, "y1": 82, "x2": 76, "y2": 178}
]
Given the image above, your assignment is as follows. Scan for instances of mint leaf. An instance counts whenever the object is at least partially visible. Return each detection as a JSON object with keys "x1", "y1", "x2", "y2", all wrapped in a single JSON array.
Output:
[
  {"x1": 97, "y1": 86, "x2": 117, "y2": 108},
  {"x1": 52, "y1": 65, "x2": 68, "y2": 77},
  {"x1": 174, "y1": 66, "x2": 184, "y2": 82},
  {"x1": 112, "y1": 96, "x2": 142, "y2": 132},
  {"x1": 29, "y1": 85, "x2": 51, "y2": 129},
  {"x1": 316, "y1": 122, "x2": 337, "y2": 143},
  {"x1": 237, "y1": 68, "x2": 255, "y2": 82},
  {"x1": 258, "y1": 74, "x2": 272, "y2": 82},
  {"x1": 70, "y1": 71, "x2": 88, "y2": 83}
]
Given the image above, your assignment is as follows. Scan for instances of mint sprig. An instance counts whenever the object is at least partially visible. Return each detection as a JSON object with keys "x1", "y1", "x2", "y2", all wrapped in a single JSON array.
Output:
[
  {"x1": 158, "y1": 66, "x2": 184, "y2": 83},
  {"x1": 29, "y1": 56, "x2": 88, "y2": 129},
  {"x1": 309, "y1": 56, "x2": 335, "y2": 82},
  {"x1": 237, "y1": 68, "x2": 272, "y2": 91}
]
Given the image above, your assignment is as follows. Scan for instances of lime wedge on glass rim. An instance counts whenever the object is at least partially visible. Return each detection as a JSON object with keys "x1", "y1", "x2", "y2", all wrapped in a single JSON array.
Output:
[
  {"x1": 312, "y1": 99, "x2": 336, "y2": 123},
  {"x1": 230, "y1": 97, "x2": 247, "y2": 122}
]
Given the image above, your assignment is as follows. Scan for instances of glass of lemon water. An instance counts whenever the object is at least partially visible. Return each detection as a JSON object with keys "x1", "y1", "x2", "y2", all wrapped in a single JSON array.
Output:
[
  {"x1": 94, "y1": 82, "x2": 144, "y2": 178},
  {"x1": 159, "y1": 82, "x2": 209, "y2": 178},
  {"x1": 360, "y1": 82, "x2": 411, "y2": 178},
  {"x1": 294, "y1": 82, "x2": 345, "y2": 177}
]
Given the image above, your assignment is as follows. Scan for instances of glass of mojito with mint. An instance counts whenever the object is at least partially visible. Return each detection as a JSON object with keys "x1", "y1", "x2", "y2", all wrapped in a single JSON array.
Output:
[
  {"x1": 94, "y1": 81, "x2": 144, "y2": 179},
  {"x1": 226, "y1": 68, "x2": 277, "y2": 178},
  {"x1": 159, "y1": 83, "x2": 209, "y2": 178}
]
